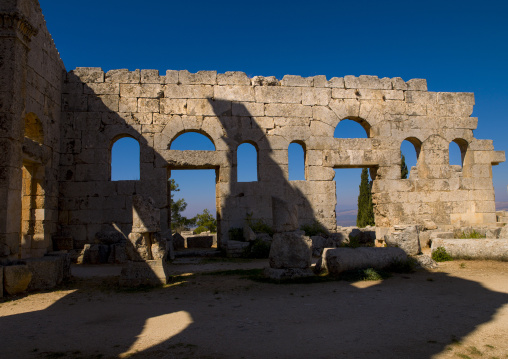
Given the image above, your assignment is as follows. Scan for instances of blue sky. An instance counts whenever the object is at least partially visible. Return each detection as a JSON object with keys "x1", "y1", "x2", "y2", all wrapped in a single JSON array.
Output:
[{"x1": 40, "y1": 0, "x2": 508, "y2": 220}]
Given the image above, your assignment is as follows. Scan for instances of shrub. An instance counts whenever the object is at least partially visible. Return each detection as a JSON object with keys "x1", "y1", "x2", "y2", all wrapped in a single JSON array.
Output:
[
  {"x1": 301, "y1": 221, "x2": 328, "y2": 237},
  {"x1": 432, "y1": 246, "x2": 453, "y2": 262},
  {"x1": 228, "y1": 227, "x2": 244, "y2": 242},
  {"x1": 456, "y1": 230, "x2": 485, "y2": 239},
  {"x1": 246, "y1": 239, "x2": 271, "y2": 259},
  {"x1": 249, "y1": 220, "x2": 274, "y2": 236},
  {"x1": 193, "y1": 226, "x2": 208, "y2": 235}
]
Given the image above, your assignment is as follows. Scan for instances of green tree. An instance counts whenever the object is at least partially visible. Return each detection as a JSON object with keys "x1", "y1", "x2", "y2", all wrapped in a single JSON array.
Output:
[
  {"x1": 192, "y1": 208, "x2": 217, "y2": 234},
  {"x1": 357, "y1": 168, "x2": 375, "y2": 228},
  {"x1": 401, "y1": 154, "x2": 408, "y2": 179},
  {"x1": 170, "y1": 179, "x2": 193, "y2": 232}
]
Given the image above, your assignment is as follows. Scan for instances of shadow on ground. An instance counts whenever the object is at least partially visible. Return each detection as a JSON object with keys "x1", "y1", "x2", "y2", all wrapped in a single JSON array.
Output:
[{"x1": 1, "y1": 261, "x2": 507, "y2": 359}]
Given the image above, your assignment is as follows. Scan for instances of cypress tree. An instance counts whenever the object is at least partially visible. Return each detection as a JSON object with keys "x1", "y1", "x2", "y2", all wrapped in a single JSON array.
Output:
[
  {"x1": 357, "y1": 168, "x2": 375, "y2": 227},
  {"x1": 401, "y1": 154, "x2": 408, "y2": 179}
]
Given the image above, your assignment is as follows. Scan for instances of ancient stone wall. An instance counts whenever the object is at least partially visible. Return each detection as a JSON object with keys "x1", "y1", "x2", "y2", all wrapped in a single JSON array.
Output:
[
  {"x1": 0, "y1": 0, "x2": 65, "y2": 260},
  {"x1": 58, "y1": 68, "x2": 505, "y2": 246}
]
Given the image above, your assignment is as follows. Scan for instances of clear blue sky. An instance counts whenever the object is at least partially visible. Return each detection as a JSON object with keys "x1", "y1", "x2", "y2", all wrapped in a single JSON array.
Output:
[{"x1": 40, "y1": 0, "x2": 508, "y2": 220}]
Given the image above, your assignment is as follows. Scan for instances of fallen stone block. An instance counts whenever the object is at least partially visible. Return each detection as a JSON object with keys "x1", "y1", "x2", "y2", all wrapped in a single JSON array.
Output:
[
  {"x1": 431, "y1": 231, "x2": 454, "y2": 240},
  {"x1": 172, "y1": 232, "x2": 185, "y2": 250},
  {"x1": 25, "y1": 254, "x2": 68, "y2": 291},
  {"x1": 317, "y1": 247, "x2": 408, "y2": 275},
  {"x1": 187, "y1": 235, "x2": 213, "y2": 248},
  {"x1": 431, "y1": 238, "x2": 508, "y2": 260},
  {"x1": 269, "y1": 230, "x2": 312, "y2": 269},
  {"x1": 3, "y1": 264, "x2": 32, "y2": 295},
  {"x1": 384, "y1": 225, "x2": 421, "y2": 255},
  {"x1": 225, "y1": 240, "x2": 250, "y2": 258},
  {"x1": 119, "y1": 260, "x2": 170, "y2": 287}
]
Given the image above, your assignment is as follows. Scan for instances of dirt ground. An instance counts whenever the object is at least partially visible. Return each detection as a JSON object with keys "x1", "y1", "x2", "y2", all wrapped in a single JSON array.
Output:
[{"x1": 1, "y1": 259, "x2": 507, "y2": 359}]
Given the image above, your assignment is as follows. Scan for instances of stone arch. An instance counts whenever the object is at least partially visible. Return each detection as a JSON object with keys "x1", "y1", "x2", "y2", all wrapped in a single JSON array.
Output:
[
  {"x1": 288, "y1": 141, "x2": 306, "y2": 181},
  {"x1": 400, "y1": 137, "x2": 422, "y2": 179},
  {"x1": 237, "y1": 141, "x2": 259, "y2": 182},
  {"x1": 169, "y1": 129, "x2": 216, "y2": 150},
  {"x1": 24, "y1": 112, "x2": 43, "y2": 143},
  {"x1": 110, "y1": 135, "x2": 140, "y2": 181},
  {"x1": 334, "y1": 116, "x2": 371, "y2": 138},
  {"x1": 449, "y1": 138, "x2": 469, "y2": 167}
]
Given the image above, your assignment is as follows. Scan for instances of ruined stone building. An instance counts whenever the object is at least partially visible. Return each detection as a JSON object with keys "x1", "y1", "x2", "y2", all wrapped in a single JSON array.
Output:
[{"x1": 1, "y1": 0, "x2": 505, "y2": 263}]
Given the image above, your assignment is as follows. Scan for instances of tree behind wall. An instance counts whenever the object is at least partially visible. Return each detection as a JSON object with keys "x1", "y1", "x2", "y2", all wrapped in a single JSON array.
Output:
[
  {"x1": 357, "y1": 168, "x2": 375, "y2": 227},
  {"x1": 170, "y1": 179, "x2": 193, "y2": 232},
  {"x1": 401, "y1": 154, "x2": 408, "y2": 179}
]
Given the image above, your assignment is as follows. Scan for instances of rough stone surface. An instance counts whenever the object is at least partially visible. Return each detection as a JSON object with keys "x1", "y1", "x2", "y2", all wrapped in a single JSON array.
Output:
[
  {"x1": 318, "y1": 247, "x2": 408, "y2": 275},
  {"x1": 269, "y1": 231, "x2": 312, "y2": 269},
  {"x1": 0, "y1": 266, "x2": 3, "y2": 297},
  {"x1": 119, "y1": 260, "x2": 170, "y2": 287},
  {"x1": 384, "y1": 225, "x2": 421, "y2": 255},
  {"x1": 25, "y1": 254, "x2": 69, "y2": 291},
  {"x1": 3, "y1": 265, "x2": 32, "y2": 295},
  {"x1": 431, "y1": 238, "x2": 508, "y2": 260},
  {"x1": 414, "y1": 254, "x2": 438, "y2": 269},
  {"x1": 172, "y1": 233, "x2": 186, "y2": 250}
]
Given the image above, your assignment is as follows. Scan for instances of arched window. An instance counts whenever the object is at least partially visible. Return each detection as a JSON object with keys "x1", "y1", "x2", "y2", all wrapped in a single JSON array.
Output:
[
  {"x1": 288, "y1": 142, "x2": 305, "y2": 180},
  {"x1": 449, "y1": 139, "x2": 467, "y2": 168},
  {"x1": 334, "y1": 118, "x2": 370, "y2": 138},
  {"x1": 237, "y1": 143, "x2": 258, "y2": 182},
  {"x1": 111, "y1": 137, "x2": 140, "y2": 180},
  {"x1": 170, "y1": 131, "x2": 215, "y2": 150},
  {"x1": 400, "y1": 138, "x2": 421, "y2": 179}
]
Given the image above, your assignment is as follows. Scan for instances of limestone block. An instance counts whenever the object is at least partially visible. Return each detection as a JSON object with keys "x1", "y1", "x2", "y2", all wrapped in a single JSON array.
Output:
[
  {"x1": 312, "y1": 75, "x2": 327, "y2": 87},
  {"x1": 251, "y1": 76, "x2": 279, "y2": 86},
  {"x1": 3, "y1": 264, "x2": 32, "y2": 295},
  {"x1": 232, "y1": 102, "x2": 265, "y2": 117},
  {"x1": 327, "y1": 77, "x2": 345, "y2": 88},
  {"x1": 165, "y1": 70, "x2": 179, "y2": 84},
  {"x1": 382, "y1": 90, "x2": 404, "y2": 100},
  {"x1": 328, "y1": 98, "x2": 360, "y2": 119},
  {"x1": 119, "y1": 97, "x2": 137, "y2": 112},
  {"x1": 255, "y1": 86, "x2": 301, "y2": 104},
  {"x1": 0, "y1": 266, "x2": 2, "y2": 297},
  {"x1": 84, "y1": 83, "x2": 119, "y2": 95},
  {"x1": 132, "y1": 195, "x2": 160, "y2": 233},
  {"x1": 119, "y1": 84, "x2": 162, "y2": 98},
  {"x1": 272, "y1": 197, "x2": 299, "y2": 232},
  {"x1": 344, "y1": 75, "x2": 360, "y2": 88},
  {"x1": 379, "y1": 77, "x2": 393, "y2": 89},
  {"x1": 214, "y1": 85, "x2": 254, "y2": 102},
  {"x1": 164, "y1": 84, "x2": 213, "y2": 99},
  {"x1": 138, "y1": 98, "x2": 159, "y2": 113},
  {"x1": 406, "y1": 78, "x2": 427, "y2": 91},
  {"x1": 217, "y1": 71, "x2": 251, "y2": 85},
  {"x1": 437, "y1": 92, "x2": 474, "y2": 105},
  {"x1": 160, "y1": 98, "x2": 187, "y2": 115},
  {"x1": 384, "y1": 225, "x2": 421, "y2": 255},
  {"x1": 307, "y1": 166, "x2": 335, "y2": 181},
  {"x1": 172, "y1": 232, "x2": 185, "y2": 250},
  {"x1": 269, "y1": 230, "x2": 312, "y2": 269},
  {"x1": 187, "y1": 235, "x2": 213, "y2": 248},
  {"x1": 179, "y1": 70, "x2": 216, "y2": 85},
  {"x1": 358, "y1": 75, "x2": 382, "y2": 89},
  {"x1": 281, "y1": 75, "x2": 313, "y2": 87},
  {"x1": 265, "y1": 103, "x2": 312, "y2": 118},
  {"x1": 62, "y1": 94, "x2": 87, "y2": 111},
  {"x1": 53, "y1": 235, "x2": 73, "y2": 250},
  {"x1": 68, "y1": 67, "x2": 104, "y2": 83},
  {"x1": 87, "y1": 95, "x2": 119, "y2": 112},
  {"x1": 318, "y1": 247, "x2": 408, "y2": 275},
  {"x1": 141, "y1": 69, "x2": 163, "y2": 84},
  {"x1": 406, "y1": 91, "x2": 436, "y2": 104},
  {"x1": 244, "y1": 226, "x2": 257, "y2": 242},
  {"x1": 431, "y1": 238, "x2": 508, "y2": 260},
  {"x1": 492, "y1": 151, "x2": 505, "y2": 165},
  {"x1": 105, "y1": 69, "x2": 140, "y2": 83},
  {"x1": 302, "y1": 88, "x2": 331, "y2": 106},
  {"x1": 331, "y1": 88, "x2": 358, "y2": 99},
  {"x1": 392, "y1": 77, "x2": 407, "y2": 90},
  {"x1": 62, "y1": 82, "x2": 83, "y2": 94},
  {"x1": 25, "y1": 255, "x2": 68, "y2": 291},
  {"x1": 119, "y1": 260, "x2": 170, "y2": 286}
]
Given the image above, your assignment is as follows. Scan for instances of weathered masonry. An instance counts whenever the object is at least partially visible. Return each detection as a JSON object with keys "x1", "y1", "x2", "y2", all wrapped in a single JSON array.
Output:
[{"x1": 0, "y1": 1, "x2": 505, "y2": 262}]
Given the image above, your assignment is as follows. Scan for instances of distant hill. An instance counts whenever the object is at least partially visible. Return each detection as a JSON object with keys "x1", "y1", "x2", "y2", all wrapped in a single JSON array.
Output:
[
  {"x1": 336, "y1": 208, "x2": 357, "y2": 227},
  {"x1": 496, "y1": 202, "x2": 508, "y2": 211}
]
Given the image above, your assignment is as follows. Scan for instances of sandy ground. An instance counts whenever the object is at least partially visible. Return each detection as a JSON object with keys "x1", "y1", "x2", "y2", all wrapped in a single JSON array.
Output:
[{"x1": 1, "y1": 259, "x2": 507, "y2": 359}]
